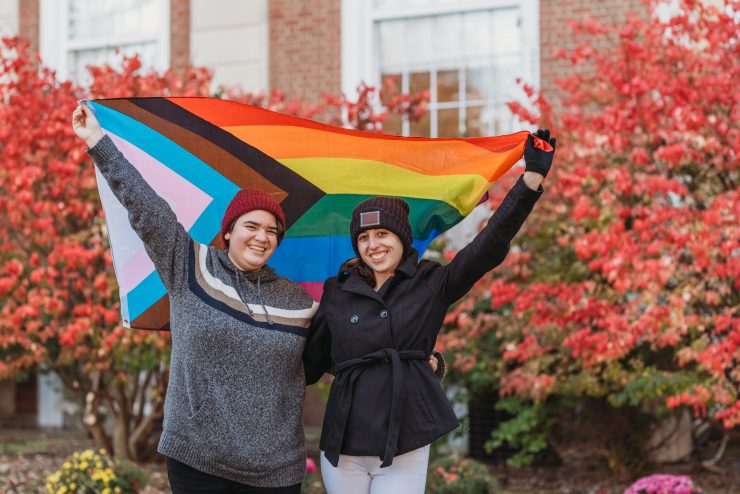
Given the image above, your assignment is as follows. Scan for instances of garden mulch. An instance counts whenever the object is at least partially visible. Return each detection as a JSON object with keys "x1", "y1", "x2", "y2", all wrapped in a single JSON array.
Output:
[{"x1": 1, "y1": 427, "x2": 738, "y2": 493}]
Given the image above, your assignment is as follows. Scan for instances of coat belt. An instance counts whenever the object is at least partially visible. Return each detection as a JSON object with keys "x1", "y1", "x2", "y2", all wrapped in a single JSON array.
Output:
[{"x1": 322, "y1": 348, "x2": 427, "y2": 468}]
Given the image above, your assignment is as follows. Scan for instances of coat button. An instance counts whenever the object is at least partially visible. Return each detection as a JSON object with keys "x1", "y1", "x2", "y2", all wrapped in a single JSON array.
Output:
[
  {"x1": 379, "y1": 309, "x2": 389, "y2": 319},
  {"x1": 350, "y1": 315, "x2": 359, "y2": 324}
]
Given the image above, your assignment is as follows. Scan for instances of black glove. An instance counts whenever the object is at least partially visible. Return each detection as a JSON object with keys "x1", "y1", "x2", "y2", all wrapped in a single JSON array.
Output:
[{"x1": 524, "y1": 128, "x2": 557, "y2": 178}]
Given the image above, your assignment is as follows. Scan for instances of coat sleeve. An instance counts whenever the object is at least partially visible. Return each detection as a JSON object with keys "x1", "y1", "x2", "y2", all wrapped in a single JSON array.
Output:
[
  {"x1": 430, "y1": 175, "x2": 543, "y2": 305},
  {"x1": 87, "y1": 135, "x2": 191, "y2": 294},
  {"x1": 303, "y1": 281, "x2": 334, "y2": 385}
]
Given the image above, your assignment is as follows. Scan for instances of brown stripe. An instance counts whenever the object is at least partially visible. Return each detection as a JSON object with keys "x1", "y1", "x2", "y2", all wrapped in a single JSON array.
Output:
[
  {"x1": 129, "y1": 295, "x2": 171, "y2": 330},
  {"x1": 97, "y1": 99, "x2": 287, "y2": 199}
]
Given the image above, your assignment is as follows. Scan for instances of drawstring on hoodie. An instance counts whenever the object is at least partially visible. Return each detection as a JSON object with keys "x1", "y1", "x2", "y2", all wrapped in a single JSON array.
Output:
[
  {"x1": 236, "y1": 270, "x2": 274, "y2": 326},
  {"x1": 256, "y1": 274, "x2": 274, "y2": 326}
]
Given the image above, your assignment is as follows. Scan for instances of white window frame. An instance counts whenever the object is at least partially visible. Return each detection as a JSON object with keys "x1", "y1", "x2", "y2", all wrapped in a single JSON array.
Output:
[
  {"x1": 341, "y1": 0, "x2": 540, "y2": 135},
  {"x1": 40, "y1": 0, "x2": 171, "y2": 82}
]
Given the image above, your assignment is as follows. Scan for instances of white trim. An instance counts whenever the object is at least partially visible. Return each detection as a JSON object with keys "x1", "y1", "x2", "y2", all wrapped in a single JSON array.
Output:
[{"x1": 341, "y1": 0, "x2": 375, "y2": 98}]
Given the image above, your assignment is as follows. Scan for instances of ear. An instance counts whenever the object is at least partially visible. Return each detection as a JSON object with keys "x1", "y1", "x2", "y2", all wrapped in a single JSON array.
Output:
[{"x1": 224, "y1": 232, "x2": 231, "y2": 241}]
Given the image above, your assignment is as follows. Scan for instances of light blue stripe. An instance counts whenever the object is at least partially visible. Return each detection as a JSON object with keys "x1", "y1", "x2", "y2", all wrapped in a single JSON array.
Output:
[{"x1": 126, "y1": 271, "x2": 168, "y2": 322}]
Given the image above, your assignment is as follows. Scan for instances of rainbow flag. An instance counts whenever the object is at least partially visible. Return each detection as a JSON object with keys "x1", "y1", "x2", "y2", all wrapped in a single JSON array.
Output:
[{"x1": 87, "y1": 97, "x2": 528, "y2": 329}]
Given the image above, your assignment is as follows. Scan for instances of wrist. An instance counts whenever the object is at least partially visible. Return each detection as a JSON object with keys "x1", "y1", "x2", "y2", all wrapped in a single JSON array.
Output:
[
  {"x1": 523, "y1": 171, "x2": 543, "y2": 190},
  {"x1": 85, "y1": 132, "x2": 105, "y2": 149}
]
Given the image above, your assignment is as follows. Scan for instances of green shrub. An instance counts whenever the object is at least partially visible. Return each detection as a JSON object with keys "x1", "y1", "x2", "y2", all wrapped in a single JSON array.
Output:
[{"x1": 427, "y1": 456, "x2": 498, "y2": 494}]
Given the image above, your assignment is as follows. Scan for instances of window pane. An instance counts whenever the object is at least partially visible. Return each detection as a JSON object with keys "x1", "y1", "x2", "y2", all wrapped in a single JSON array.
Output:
[
  {"x1": 465, "y1": 106, "x2": 484, "y2": 137},
  {"x1": 409, "y1": 111, "x2": 430, "y2": 137},
  {"x1": 438, "y1": 108, "x2": 460, "y2": 138},
  {"x1": 437, "y1": 69, "x2": 459, "y2": 103},
  {"x1": 383, "y1": 112, "x2": 403, "y2": 136},
  {"x1": 466, "y1": 66, "x2": 493, "y2": 102},
  {"x1": 433, "y1": 14, "x2": 461, "y2": 62},
  {"x1": 378, "y1": 20, "x2": 407, "y2": 66},
  {"x1": 493, "y1": 56, "x2": 521, "y2": 101},
  {"x1": 70, "y1": 42, "x2": 157, "y2": 84},
  {"x1": 409, "y1": 71, "x2": 430, "y2": 96},
  {"x1": 405, "y1": 17, "x2": 435, "y2": 63},
  {"x1": 492, "y1": 8, "x2": 520, "y2": 55},
  {"x1": 463, "y1": 11, "x2": 491, "y2": 58},
  {"x1": 68, "y1": 0, "x2": 159, "y2": 40},
  {"x1": 380, "y1": 73, "x2": 403, "y2": 106}
]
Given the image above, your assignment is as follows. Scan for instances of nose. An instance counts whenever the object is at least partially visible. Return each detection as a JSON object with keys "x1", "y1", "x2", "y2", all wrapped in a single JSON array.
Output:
[
  {"x1": 368, "y1": 236, "x2": 380, "y2": 250},
  {"x1": 255, "y1": 228, "x2": 268, "y2": 242}
]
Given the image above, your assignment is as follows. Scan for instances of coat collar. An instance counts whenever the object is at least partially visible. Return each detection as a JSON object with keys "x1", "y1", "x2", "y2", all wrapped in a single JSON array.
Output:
[{"x1": 339, "y1": 249, "x2": 419, "y2": 301}]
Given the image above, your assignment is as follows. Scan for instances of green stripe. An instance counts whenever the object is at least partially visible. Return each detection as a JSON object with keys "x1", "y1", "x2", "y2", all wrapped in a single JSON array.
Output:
[{"x1": 286, "y1": 194, "x2": 464, "y2": 239}]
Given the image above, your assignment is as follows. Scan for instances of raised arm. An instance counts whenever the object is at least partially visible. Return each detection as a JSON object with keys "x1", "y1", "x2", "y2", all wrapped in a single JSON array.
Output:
[
  {"x1": 72, "y1": 103, "x2": 191, "y2": 292},
  {"x1": 431, "y1": 129, "x2": 556, "y2": 305}
]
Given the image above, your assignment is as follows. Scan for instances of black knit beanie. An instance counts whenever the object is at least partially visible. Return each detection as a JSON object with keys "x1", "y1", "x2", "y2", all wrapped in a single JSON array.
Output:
[{"x1": 350, "y1": 197, "x2": 413, "y2": 256}]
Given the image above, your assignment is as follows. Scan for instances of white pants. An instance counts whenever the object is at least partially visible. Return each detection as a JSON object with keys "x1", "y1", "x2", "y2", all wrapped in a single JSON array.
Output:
[{"x1": 320, "y1": 445, "x2": 430, "y2": 494}]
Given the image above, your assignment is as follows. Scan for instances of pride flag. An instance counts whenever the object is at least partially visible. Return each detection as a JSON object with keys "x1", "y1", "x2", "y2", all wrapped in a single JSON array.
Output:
[{"x1": 87, "y1": 97, "x2": 529, "y2": 329}]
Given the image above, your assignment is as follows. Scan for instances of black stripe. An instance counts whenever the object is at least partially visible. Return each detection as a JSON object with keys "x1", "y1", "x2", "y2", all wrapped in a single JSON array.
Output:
[
  {"x1": 119, "y1": 97, "x2": 325, "y2": 229},
  {"x1": 187, "y1": 241, "x2": 307, "y2": 338}
]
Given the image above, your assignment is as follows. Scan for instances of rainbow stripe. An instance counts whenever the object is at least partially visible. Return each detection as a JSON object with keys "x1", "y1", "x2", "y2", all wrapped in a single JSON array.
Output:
[{"x1": 88, "y1": 97, "x2": 528, "y2": 329}]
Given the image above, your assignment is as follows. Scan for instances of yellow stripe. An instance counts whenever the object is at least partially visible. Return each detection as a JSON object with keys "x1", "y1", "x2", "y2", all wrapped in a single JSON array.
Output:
[{"x1": 277, "y1": 158, "x2": 491, "y2": 215}]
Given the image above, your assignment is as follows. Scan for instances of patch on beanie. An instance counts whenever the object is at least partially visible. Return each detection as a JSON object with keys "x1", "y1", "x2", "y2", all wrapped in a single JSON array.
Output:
[{"x1": 360, "y1": 211, "x2": 381, "y2": 227}]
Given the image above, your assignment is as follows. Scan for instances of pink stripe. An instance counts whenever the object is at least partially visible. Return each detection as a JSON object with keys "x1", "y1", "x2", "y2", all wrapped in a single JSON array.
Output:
[
  {"x1": 105, "y1": 132, "x2": 213, "y2": 294},
  {"x1": 299, "y1": 282, "x2": 324, "y2": 301}
]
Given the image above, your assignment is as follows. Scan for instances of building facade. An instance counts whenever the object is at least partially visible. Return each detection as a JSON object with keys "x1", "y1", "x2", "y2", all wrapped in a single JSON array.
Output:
[{"x1": 1, "y1": 0, "x2": 646, "y2": 431}]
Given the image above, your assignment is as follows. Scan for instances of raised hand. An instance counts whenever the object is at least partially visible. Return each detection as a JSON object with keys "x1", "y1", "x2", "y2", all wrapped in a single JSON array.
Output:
[
  {"x1": 72, "y1": 103, "x2": 105, "y2": 148},
  {"x1": 524, "y1": 128, "x2": 557, "y2": 179}
]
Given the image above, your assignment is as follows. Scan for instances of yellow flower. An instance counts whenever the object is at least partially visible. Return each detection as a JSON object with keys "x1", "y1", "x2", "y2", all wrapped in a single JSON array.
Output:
[
  {"x1": 79, "y1": 461, "x2": 89, "y2": 470},
  {"x1": 62, "y1": 461, "x2": 72, "y2": 470},
  {"x1": 69, "y1": 483, "x2": 76, "y2": 490},
  {"x1": 102, "y1": 488, "x2": 111, "y2": 494},
  {"x1": 56, "y1": 486, "x2": 67, "y2": 494},
  {"x1": 114, "y1": 488, "x2": 122, "y2": 494}
]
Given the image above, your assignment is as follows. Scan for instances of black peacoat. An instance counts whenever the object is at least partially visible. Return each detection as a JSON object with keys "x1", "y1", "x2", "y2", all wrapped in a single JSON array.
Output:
[{"x1": 303, "y1": 175, "x2": 543, "y2": 467}]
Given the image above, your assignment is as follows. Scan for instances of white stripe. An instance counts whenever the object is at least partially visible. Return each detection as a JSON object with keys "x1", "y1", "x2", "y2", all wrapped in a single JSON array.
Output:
[{"x1": 197, "y1": 244, "x2": 321, "y2": 320}]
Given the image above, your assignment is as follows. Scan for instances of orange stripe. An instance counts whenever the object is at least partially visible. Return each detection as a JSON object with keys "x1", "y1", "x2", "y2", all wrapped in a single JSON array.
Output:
[
  {"x1": 223, "y1": 125, "x2": 525, "y2": 178},
  {"x1": 165, "y1": 97, "x2": 529, "y2": 152}
]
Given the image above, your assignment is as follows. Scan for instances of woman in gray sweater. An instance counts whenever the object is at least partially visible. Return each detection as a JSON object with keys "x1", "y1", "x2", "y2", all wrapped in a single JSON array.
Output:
[{"x1": 73, "y1": 103, "x2": 317, "y2": 493}]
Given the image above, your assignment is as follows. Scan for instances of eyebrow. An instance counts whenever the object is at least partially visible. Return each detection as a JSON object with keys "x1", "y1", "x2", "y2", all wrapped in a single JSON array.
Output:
[{"x1": 242, "y1": 220, "x2": 278, "y2": 230}]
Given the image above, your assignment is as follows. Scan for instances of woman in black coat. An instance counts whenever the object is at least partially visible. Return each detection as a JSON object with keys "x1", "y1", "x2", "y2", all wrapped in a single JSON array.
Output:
[{"x1": 303, "y1": 130, "x2": 557, "y2": 493}]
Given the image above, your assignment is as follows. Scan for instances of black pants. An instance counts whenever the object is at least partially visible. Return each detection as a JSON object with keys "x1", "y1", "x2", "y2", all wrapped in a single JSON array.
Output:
[{"x1": 166, "y1": 457, "x2": 302, "y2": 494}]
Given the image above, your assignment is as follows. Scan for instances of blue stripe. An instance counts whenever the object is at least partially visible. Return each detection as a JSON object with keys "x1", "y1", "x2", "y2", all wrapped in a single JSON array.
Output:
[
  {"x1": 269, "y1": 236, "x2": 433, "y2": 282},
  {"x1": 126, "y1": 271, "x2": 167, "y2": 322}
]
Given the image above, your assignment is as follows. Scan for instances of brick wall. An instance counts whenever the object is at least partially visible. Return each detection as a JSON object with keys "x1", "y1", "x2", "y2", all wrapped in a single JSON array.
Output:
[
  {"x1": 540, "y1": 0, "x2": 648, "y2": 107},
  {"x1": 268, "y1": 0, "x2": 341, "y2": 107},
  {"x1": 18, "y1": 0, "x2": 39, "y2": 55},
  {"x1": 170, "y1": 0, "x2": 190, "y2": 73}
]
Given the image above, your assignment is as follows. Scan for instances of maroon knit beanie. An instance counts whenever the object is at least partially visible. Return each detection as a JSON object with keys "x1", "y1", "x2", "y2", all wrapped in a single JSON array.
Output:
[
  {"x1": 221, "y1": 189, "x2": 286, "y2": 244},
  {"x1": 349, "y1": 196, "x2": 412, "y2": 256}
]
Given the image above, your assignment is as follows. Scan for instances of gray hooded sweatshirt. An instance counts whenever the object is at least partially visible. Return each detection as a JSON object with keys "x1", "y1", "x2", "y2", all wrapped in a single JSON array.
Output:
[{"x1": 88, "y1": 135, "x2": 318, "y2": 487}]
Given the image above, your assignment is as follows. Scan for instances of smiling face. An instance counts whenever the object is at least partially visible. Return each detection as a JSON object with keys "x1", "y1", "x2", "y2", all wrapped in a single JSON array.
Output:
[
  {"x1": 356, "y1": 228, "x2": 404, "y2": 288},
  {"x1": 224, "y1": 210, "x2": 279, "y2": 272}
]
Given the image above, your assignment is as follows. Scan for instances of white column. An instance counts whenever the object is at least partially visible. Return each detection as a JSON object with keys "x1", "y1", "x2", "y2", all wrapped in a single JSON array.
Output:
[{"x1": 38, "y1": 372, "x2": 65, "y2": 428}]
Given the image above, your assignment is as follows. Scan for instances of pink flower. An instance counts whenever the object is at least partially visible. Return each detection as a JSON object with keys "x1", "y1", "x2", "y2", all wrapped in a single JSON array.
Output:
[{"x1": 306, "y1": 457, "x2": 317, "y2": 474}]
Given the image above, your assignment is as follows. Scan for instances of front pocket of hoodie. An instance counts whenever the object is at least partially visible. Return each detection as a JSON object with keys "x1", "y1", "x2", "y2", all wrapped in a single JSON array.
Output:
[{"x1": 187, "y1": 393, "x2": 214, "y2": 421}]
